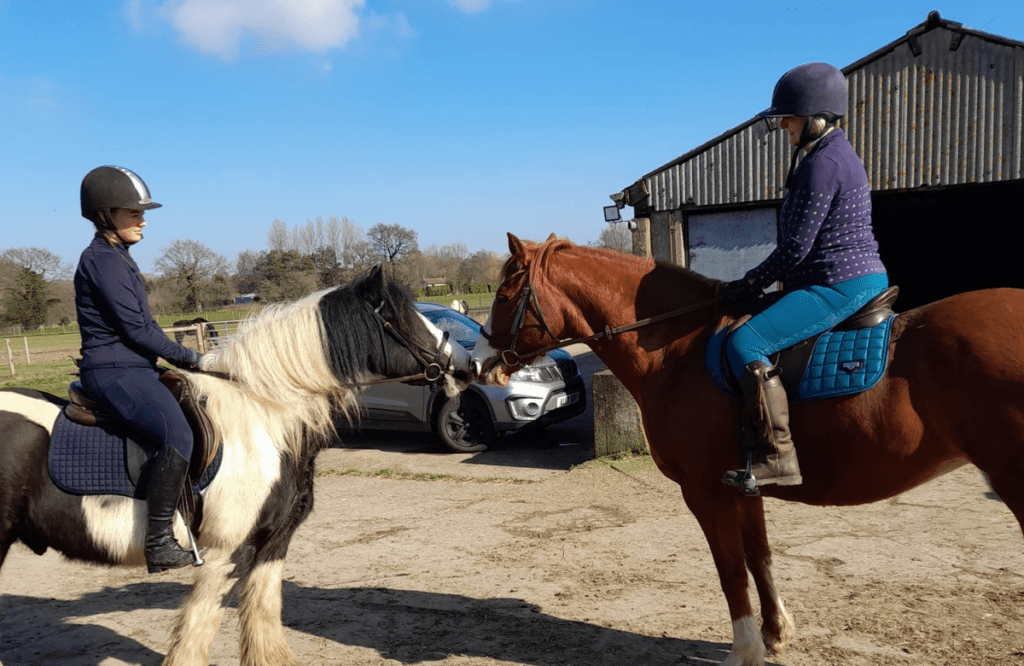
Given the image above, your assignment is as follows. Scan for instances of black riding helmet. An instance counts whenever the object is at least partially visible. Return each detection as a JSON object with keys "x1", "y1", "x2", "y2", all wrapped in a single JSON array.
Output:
[
  {"x1": 761, "y1": 63, "x2": 848, "y2": 188},
  {"x1": 81, "y1": 166, "x2": 162, "y2": 227}
]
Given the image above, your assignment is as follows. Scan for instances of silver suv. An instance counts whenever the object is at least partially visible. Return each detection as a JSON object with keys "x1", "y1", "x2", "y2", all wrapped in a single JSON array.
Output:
[{"x1": 352, "y1": 302, "x2": 586, "y2": 452}]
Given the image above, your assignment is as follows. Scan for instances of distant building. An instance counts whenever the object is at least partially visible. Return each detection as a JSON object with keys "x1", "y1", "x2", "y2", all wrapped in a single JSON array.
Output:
[
  {"x1": 421, "y1": 277, "x2": 450, "y2": 293},
  {"x1": 612, "y1": 11, "x2": 1023, "y2": 310}
]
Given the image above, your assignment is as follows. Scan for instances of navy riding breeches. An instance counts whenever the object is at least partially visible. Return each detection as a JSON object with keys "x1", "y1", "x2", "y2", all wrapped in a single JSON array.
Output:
[{"x1": 79, "y1": 366, "x2": 194, "y2": 460}]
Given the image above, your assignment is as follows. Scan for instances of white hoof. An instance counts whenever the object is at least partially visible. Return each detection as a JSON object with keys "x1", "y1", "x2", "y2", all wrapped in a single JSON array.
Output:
[{"x1": 721, "y1": 615, "x2": 766, "y2": 666}]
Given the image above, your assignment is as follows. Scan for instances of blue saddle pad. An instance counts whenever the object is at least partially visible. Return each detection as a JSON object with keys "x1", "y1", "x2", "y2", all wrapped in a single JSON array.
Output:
[
  {"x1": 48, "y1": 412, "x2": 222, "y2": 498},
  {"x1": 706, "y1": 315, "x2": 896, "y2": 404}
]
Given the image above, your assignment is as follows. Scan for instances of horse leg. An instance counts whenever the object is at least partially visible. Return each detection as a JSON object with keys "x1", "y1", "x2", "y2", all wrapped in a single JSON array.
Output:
[
  {"x1": 237, "y1": 558, "x2": 296, "y2": 666},
  {"x1": 683, "y1": 488, "x2": 766, "y2": 666},
  {"x1": 161, "y1": 552, "x2": 236, "y2": 666},
  {"x1": 737, "y1": 497, "x2": 794, "y2": 654},
  {"x1": 983, "y1": 467, "x2": 1024, "y2": 539},
  {"x1": 235, "y1": 460, "x2": 317, "y2": 666}
]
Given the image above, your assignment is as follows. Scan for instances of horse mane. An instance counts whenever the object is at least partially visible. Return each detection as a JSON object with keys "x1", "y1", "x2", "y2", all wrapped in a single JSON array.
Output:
[
  {"x1": 521, "y1": 237, "x2": 722, "y2": 294},
  {"x1": 192, "y1": 271, "x2": 414, "y2": 459}
]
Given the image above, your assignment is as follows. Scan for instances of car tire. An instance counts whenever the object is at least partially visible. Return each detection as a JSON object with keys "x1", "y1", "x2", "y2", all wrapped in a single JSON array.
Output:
[{"x1": 435, "y1": 392, "x2": 495, "y2": 453}]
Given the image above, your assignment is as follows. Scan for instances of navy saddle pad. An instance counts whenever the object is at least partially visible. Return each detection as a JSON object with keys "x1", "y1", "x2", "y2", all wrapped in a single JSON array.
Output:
[
  {"x1": 705, "y1": 315, "x2": 896, "y2": 404},
  {"x1": 48, "y1": 412, "x2": 222, "y2": 498}
]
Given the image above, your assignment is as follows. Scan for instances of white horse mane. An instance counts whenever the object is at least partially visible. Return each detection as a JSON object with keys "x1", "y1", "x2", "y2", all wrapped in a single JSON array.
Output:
[{"x1": 191, "y1": 287, "x2": 359, "y2": 458}]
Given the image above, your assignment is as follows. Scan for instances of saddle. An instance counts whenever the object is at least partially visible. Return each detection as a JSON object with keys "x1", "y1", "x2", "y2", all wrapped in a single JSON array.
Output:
[
  {"x1": 64, "y1": 369, "x2": 220, "y2": 487},
  {"x1": 707, "y1": 286, "x2": 900, "y2": 403}
]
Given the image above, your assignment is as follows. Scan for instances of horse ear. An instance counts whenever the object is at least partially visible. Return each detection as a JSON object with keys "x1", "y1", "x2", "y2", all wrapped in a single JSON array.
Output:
[
  {"x1": 507, "y1": 233, "x2": 525, "y2": 259},
  {"x1": 368, "y1": 264, "x2": 386, "y2": 291},
  {"x1": 546, "y1": 233, "x2": 557, "y2": 242}
]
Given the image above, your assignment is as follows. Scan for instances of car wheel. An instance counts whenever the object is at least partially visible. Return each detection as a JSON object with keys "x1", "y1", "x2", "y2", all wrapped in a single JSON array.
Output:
[{"x1": 435, "y1": 392, "x2": 495, "y2": 453}]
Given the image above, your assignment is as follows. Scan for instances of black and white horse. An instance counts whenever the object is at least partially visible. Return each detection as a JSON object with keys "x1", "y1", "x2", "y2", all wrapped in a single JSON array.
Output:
[{"x1": 0, "y1": 265, "x2": 473, "y2": 666}]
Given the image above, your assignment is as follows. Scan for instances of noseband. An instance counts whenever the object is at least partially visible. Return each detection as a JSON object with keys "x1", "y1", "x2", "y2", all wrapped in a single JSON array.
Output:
[{"x1": 360, "y1": 299, "x2": 453, "y2": 387}]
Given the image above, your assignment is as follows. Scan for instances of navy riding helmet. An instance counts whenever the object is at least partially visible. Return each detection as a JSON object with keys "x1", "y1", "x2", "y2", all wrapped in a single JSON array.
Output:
[{"x1": 761, "y1": 62, "x2": 848, "y2": 128}]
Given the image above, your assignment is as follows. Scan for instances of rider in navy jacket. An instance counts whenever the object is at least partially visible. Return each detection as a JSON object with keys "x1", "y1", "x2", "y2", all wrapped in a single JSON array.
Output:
[
  {"x1": 76, "y1": 235, "x2": 199, "y2": 370},
  {"x1": 720, "y1": 64, "x2": 888, "y2": 494},
  {"x1": 75, "y1": 165, "x2": 203, "y2": 574}
]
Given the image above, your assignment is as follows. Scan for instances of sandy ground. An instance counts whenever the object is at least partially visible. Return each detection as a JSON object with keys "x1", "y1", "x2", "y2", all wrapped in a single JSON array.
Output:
[{"x1": 1, "y1": 351, "x2": 1022, "y2": 665}]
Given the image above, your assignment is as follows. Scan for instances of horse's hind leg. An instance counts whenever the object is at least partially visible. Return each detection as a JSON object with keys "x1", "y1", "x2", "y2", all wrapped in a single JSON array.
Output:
[
  {"x1": 162, "y1": 552, "x2": 235, "y2": 666},
  {"x1": 738, "y1": 498, "x2": 794, "y2": 654}
]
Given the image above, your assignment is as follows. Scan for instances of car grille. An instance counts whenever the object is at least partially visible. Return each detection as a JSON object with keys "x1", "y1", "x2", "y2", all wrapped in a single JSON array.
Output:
[{"x1": 555, "y1": 358, "x2": 578, "y2": 379}]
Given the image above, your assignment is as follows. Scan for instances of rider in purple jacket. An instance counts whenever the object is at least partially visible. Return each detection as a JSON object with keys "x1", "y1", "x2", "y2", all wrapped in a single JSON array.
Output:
[
  {"x1": 720, "y1": 63, "x2": 888, "y2": 493},
  {"x1": 75, "y1": 165, "x2": 203, "y2": 573}
]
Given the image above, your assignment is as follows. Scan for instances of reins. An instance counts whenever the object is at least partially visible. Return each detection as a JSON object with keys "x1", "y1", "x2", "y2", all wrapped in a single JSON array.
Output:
[{"x1": 482, "y1": 267, "x2": 723, "y2": 367}]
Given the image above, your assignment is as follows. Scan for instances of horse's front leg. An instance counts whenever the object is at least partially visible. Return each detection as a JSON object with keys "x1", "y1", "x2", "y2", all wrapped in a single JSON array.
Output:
[
  {"x1": 238, "y1": 558, "x2": 296, "y2": 666},
  {"x1": 737, "y1": 496, "x2": 793, "y2": 654},
  {"x1": 162, "y1": 551, "x2": 235, "y2": 666},
  {"x1": 682, "y1": 487, "x2": 766, "y2": 666}
]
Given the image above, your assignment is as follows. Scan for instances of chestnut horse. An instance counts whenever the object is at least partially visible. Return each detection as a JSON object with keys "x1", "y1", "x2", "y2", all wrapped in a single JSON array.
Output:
[{"x1": 471, "y1": 234, "x2": 1024, "y2": 666}]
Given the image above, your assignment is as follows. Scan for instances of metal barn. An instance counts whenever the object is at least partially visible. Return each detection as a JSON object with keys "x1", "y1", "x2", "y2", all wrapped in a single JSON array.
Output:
[{"x1": 611, "y1": 11, "x2": 1024, "y2": 310}]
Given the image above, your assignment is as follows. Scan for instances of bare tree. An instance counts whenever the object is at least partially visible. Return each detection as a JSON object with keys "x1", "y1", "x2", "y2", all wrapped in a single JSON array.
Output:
[
  {"x1": 339, "y1": 217, "x2": 365, "y2": 270},
  {"x1": 267, "y1": 219, "x2": 290, "y2": 253},
  {"x1": 0, "y1": 247, "x2": 72, "y2": 281},
  {"x1": 235, "y1": 249, "x2": 262, "y2": 294},
  {"x1": 594, "y1": 222, "x2": 632, "y2": 254},
  {"x1": 367, "y1": 223, "x2": 418, "y2": 265},
  {"x1": 154, "y1": 240, "x2": 228, "y2": 312}
]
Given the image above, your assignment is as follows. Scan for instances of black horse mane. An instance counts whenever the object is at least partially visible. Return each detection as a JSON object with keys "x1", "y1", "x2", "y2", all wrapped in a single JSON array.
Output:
[{"x1": 317, "y1": 267, "x2": 422, "y2": 382}]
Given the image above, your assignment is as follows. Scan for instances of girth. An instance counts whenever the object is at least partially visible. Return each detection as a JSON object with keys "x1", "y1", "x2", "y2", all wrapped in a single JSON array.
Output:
[{"x1": 65, "y1": 369, "x2": 220, "y2": 485}]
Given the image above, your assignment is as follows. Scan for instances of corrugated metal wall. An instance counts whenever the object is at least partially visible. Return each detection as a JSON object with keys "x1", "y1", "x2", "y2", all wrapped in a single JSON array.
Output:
[
  {"x1": 642, "y1": 21, "x2": 1023, "y2": 213},
  {"x1": 848, "y1": 28, "x2": 1023, "y2": 189}
]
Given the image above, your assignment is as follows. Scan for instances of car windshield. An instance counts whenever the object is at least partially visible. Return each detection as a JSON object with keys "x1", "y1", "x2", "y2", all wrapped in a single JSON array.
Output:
[{"x1": 421, "y1": 309, "x2": 481, "y2": 349}]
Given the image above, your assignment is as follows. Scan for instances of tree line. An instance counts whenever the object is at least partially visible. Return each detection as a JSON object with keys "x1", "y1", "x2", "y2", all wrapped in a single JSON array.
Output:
[{"x1": 1, "y1": 217, "x2": 631, "y2": 330}]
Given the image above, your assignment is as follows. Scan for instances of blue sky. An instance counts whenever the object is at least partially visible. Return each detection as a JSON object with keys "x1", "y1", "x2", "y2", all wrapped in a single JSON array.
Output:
[{"x1": 1, "y1": 1, "x2": 1021, "y2": 273}]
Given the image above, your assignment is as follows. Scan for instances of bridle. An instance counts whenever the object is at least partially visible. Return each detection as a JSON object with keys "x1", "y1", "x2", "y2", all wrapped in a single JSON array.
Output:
[
  {"x1": 480, "y1": 267, "x2": 722, "y2": 368},
  {"x1": 359, "y1": 299, "x2": 456, "y2": 387}
]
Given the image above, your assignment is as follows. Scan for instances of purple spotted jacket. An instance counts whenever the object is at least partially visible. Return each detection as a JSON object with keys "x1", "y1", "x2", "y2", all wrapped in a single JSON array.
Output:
[{"x1": 744, "y1": 129, "x2": 887, "y2": 291}]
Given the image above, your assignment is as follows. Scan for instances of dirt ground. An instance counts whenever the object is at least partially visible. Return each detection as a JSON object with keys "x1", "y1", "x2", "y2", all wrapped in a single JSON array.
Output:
[{"x1": 1, "y1": 352, "x2": 1023, "y2": 665}]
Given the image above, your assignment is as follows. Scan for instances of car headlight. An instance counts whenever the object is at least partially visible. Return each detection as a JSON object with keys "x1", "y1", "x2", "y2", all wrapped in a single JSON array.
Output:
[{"x1": 510, "y1": 364, "x2": 561, "y2": 383}]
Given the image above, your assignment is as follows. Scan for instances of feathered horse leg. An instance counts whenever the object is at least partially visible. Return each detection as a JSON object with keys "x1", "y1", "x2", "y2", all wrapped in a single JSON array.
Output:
[
  {"x1": 161, "y1": 551, "x2": 235, "y2": 666},
  {"x1": 238, "y1": 559, "x2": 296, "y2": 666}
]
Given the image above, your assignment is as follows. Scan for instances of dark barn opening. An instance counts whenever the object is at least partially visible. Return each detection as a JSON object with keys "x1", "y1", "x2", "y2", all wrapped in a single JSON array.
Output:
[{"x1": 872, "y1": 179, "x2": 1024, "y2": 312}]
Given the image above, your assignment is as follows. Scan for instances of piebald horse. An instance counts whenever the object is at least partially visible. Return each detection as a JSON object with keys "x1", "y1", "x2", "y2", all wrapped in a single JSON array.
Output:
[
  {"x1": 472, "y1": 234, "x2": 1024, "y2": 666},
  {"x1": 0, "y1": 265, "x2": 473, "y2": 666}
]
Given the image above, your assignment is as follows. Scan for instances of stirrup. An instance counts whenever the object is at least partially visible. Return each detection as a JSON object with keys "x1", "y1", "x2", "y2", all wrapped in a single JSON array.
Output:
[{"x1": 722, "y1": 450, "x2": 760, "y2": 497}]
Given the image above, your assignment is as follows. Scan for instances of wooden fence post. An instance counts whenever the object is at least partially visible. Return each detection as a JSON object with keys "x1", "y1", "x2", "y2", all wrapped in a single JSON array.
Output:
[
  {"x1": 23, "y1": 337, "x2": 31, "y2": 364},
  {"x1": 5, "y1": 339, "x2": 14, "y2": 376}
]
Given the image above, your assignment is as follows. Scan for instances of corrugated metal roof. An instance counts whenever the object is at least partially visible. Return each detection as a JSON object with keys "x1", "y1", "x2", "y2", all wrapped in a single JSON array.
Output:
[{"x1": 619, "y1": 11, "x2": 1024, "y2": 214}]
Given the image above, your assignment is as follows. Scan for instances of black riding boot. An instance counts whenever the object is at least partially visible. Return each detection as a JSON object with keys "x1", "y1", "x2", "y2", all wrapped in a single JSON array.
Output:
[
  {"x1": 722, "y1": 360, "x2": 802, "y2": 492},
  {"x1": 145, "y1": 447, "x2": 195, "y2": 573}
]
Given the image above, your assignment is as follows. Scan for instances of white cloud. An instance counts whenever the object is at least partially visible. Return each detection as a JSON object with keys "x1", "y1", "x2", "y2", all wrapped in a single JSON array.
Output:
[
  {"x1": 162, "y1": 0, "x2": 366, "y2": 60},
  {"x1": 451, "y1": 0, "x2": 491, "y2": 13}
]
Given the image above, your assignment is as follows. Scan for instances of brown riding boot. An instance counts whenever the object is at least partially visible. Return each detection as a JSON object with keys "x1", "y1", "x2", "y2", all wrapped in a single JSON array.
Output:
[{"x1": 722, "y1": 361, "x2": 802, "y2": 492}]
